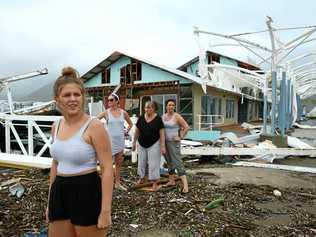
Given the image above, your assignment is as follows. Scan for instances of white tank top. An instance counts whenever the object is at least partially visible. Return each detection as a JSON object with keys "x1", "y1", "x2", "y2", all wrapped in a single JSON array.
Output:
[{"x1": 50, "y1": 118, "x2": 97, "y2": 174}]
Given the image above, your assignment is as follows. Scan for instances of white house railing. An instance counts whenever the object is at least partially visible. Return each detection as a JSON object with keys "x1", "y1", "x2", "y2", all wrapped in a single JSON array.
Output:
[
  {"x1": 196, "y1": 114, "x2": 224, "y2": 130},
  {"x1": 0, "y1": 114, "x2": 60, "y2": 157}
]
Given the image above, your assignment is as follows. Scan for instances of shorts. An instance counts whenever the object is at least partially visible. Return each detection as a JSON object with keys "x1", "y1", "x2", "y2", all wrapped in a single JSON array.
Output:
[{"x1": 48, "y1": 171, "x2": 101, "y2": 226}]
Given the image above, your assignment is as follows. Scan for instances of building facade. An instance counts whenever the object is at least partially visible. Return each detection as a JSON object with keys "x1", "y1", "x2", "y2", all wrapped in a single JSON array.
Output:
[{"x1": 83, "y1": 51, "x2": 263, "y2": 130}]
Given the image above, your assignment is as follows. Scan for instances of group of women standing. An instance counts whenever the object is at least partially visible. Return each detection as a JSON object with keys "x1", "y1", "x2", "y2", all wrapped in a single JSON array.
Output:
[
  {"x1": 47, "y1": 66, "x2": 189, "y2": 236},
  {"x1": 132, "y1": 100, "x2": 189, "y2": 192}
]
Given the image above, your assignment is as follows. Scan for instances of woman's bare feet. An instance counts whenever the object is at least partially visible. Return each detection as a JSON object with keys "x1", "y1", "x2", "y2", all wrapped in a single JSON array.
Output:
[
  {"x1": 137, "y1": 178, "x2": 145, "y2": 185},
  {"x1": 180, "y1": 175, "x2": 189, "y2": 193},
  {"x1": 164, "y1": 174, "x2": 176, "y2": 187},
  {"x1": 152, "y1": 181, "x2": 161, "y2": 191},
  {"x1": 164, "y1": 181, "x2": 176, "y2": 187}
]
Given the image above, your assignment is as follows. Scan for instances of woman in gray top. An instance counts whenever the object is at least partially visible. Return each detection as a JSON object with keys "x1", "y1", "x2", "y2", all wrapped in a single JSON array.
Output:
[
  {"x1": 98, "y1": 93, "x2": 133, "y2": 191},
  {"x1": 162, "y1": 99, "x2": 190, "y2": 193}
]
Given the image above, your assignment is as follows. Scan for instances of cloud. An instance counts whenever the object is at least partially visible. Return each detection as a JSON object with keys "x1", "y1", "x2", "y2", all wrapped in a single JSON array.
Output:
[{"x1": 1, "y1": 0, "x2": 315, "y2": 101}]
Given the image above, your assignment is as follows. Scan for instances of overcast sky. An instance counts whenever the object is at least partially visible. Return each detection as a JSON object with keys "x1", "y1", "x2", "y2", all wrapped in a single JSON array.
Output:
[{"x1": 1, "y1": 0, "x2": 315, "y2": 101}]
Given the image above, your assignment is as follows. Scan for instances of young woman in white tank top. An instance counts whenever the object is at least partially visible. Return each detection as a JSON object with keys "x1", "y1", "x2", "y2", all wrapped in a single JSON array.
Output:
[
  {"x1": 97, "y1": 93, "x2": 133, "y2": 191},
  {"x1": 48, "y1": 67, "x2": 113, "y2": 237}
]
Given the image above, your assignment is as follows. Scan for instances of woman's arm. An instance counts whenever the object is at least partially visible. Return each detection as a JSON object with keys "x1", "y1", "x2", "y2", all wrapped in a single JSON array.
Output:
[
  {"x1": 159, "y1": 128, "x2": 166, "y2": 155},
  {"x1": 97, "y1": 111, "x2": 107, "y2": 120},
  {"x1": 176, "y1": 113, "x2": 190, "y2": 139},
  {"x1": 46, "y1": 122, "x2": 58, "y2": 221},
  {"x1": 132, "y1": 127, "x2": 140, "y2": 151},
  {"x1": 49, "y1": 122, "x2": 58, "y2": 189},
  {"x1": 48, "y1": 160, "x2": 58, "y2": 190},
  {"x1": 89, "y1": 120, "x2": 113, "y2": 229},
  {"x1": 124, "y1": 111, "x2": 133, "y2": 133}
]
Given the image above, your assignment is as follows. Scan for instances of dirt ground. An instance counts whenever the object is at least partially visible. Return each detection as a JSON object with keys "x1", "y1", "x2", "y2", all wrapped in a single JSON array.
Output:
[{"x1": 0, "y1": 159, "x2": 316, "y2": 237}]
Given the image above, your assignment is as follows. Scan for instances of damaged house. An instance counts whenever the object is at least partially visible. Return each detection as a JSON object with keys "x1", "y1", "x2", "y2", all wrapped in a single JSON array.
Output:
[{"x1": 82, "y1": 51, "x2": 263, "y2": 129}]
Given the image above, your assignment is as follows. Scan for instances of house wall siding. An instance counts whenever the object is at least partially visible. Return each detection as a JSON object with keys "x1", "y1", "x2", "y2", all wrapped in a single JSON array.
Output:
[
  {"x1": 109, "y1": 56, "x2": 131, "y2": 85},
  {"x1": 84, "y1": 56, "x2": 131, "y2": 88},
  {"x1": 85, "y1": 56, "x2": 193, "y2": 88},
  {"x1": 192, "y1": 85, "x2": 239, "y2": 129},
  {"x1": 219, "y1": 56, "x2": 238, "y2": 67},
  {"x1": 138, "y1": 63, "x2": 190, "y2": 84},
  {"x1": 84, "y1": 74, "x2": 101, "y2": 88},
  {"x1": 185, "y1": 61, "x2": 199, "y2": 76}
]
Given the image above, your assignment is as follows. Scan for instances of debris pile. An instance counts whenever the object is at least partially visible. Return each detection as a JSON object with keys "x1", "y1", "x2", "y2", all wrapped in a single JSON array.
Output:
[
  {"x1": 0, "y1": 169, "x2": 49, "y2": 237},
  {"x1": 0, "y1": 162, "x2": 315, "y2": 236}
]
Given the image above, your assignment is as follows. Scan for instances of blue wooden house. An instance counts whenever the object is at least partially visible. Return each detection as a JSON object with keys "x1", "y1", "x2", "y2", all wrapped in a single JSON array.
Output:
[{"x1": 82, "y1": 51, "x2": 263, "y2": 129}]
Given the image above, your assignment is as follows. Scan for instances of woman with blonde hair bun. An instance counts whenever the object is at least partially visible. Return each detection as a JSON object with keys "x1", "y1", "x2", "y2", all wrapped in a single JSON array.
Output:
[{"x1": 47, "y1": 66, "x2": 113, "y2": 237}]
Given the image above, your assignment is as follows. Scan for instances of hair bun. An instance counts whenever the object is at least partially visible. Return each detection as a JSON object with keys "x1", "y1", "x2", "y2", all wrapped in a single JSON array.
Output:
[{"x1": 61, "y1": 67, "x2": 79, "y2": 78}]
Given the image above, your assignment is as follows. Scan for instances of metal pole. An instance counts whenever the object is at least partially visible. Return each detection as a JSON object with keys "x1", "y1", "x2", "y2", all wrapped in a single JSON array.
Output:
[
  {"x1": 263, "y1": 78, "x2": 268, "y2": 134},
  {"x1": 280, "y1": 71, "x2": 286, "y2": 136},
  {"x1": 286, "y1": 78, "x2": 291, "y2": 130},
  {"x1": 6, "y1": 85, "x2": 14, "y2": 114},
  {"x1": 290, "y1": 84, "x2": 294, "y2": 126},
  {"x1": 296, "y1": 94, "x2": 302, "y2": 121},
  {"x1": 271, "y1": 71, "x2": 277, "y2": 135},
  {"x1": 267, "y1": 17, "x2": 277, "y2": 136}
]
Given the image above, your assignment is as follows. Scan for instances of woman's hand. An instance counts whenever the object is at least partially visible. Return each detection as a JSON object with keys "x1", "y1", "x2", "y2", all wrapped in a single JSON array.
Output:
[
  {"x1": 97, "y1": 210, "x2": 112, "y2": 229},
  {"x1": 45, "y1": 206, "x2": 49, "y2": 223},
  {"x1": 161, "y1": 145, "x2": 166, "y2": 155},
  {"x1": 132, "y1": 142, "x2": 136, "y2": 151},
  {"x1": 173, "y1": 135, "x2": 181, "y2": 142}
]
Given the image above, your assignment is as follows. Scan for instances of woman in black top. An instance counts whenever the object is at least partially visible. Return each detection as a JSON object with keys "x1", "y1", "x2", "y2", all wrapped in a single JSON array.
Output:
[{"x1": 132, "y1": 101, "x2": 165, "y2": 191}]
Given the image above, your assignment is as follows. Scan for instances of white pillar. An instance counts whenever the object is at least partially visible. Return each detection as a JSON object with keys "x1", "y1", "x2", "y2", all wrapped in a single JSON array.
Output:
[
  {"x1": 5, "y1": 119, "x2": 11, "y2": 153},
  {"x1": 28, "y1": 120, "x2": 33, "y2": 156}
]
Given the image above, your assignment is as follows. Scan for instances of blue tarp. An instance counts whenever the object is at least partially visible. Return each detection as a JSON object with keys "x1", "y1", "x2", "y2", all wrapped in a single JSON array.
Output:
[
  {"x1": 24, "y1": 228, "x2": 47, "y2": 237},
  {"x1": 185, "y1": 130, "x2": 221, "y2": 142}
]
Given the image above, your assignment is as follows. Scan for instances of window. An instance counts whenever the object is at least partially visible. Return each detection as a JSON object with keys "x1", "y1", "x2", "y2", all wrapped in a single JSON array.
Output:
[
  {"x1": 131, "y1": 59, "x2": 142, "y2": 81},
  {"x1": 248, "y1": 102, "x2": 253, "y2": 121},
  {"x1": 208, "y1": 54, "x2": 220, "y2": 63},
  {"x1": 120, "y1": 60, "x2": 142, "y2": 85},
  {"x1": 120, "y1": 65, "x2": 131, "y2": 85},
  {"x1": 201, "y1": 95, "x2": 224, "y2": 128},
  {"x1": 226, "y1": 99, "x2": 235, "y2": 119},
  {"x1": 101, "y1": 68, "x2": 110, "y2": 84},
  {"x1": 180, "y1": 86, "x2": 193, "y2": 126},
  {"x1": 218, "y1": 98, "x2": 222, "y2": 115}
]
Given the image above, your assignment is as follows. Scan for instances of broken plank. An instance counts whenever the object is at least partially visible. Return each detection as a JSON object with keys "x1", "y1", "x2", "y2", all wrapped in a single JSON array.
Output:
[
  {"x1": 181, "y1": 147, "x2": 316, "y2": 156},
  {"x1": 0, "y1": 153, "x2": 52, "y2": 169},
  {"x1": 232, "y1": 161, "x2": 316, "y2": 174}
]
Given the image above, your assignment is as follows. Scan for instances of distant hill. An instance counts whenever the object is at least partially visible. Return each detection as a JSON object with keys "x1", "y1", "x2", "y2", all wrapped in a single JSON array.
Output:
[
  {"x1": 20, "y1": 81, "x2": 55, "y2": 102},
  {"x1": 0, "y1": 80, "x2": 55, "y2": 102}
]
